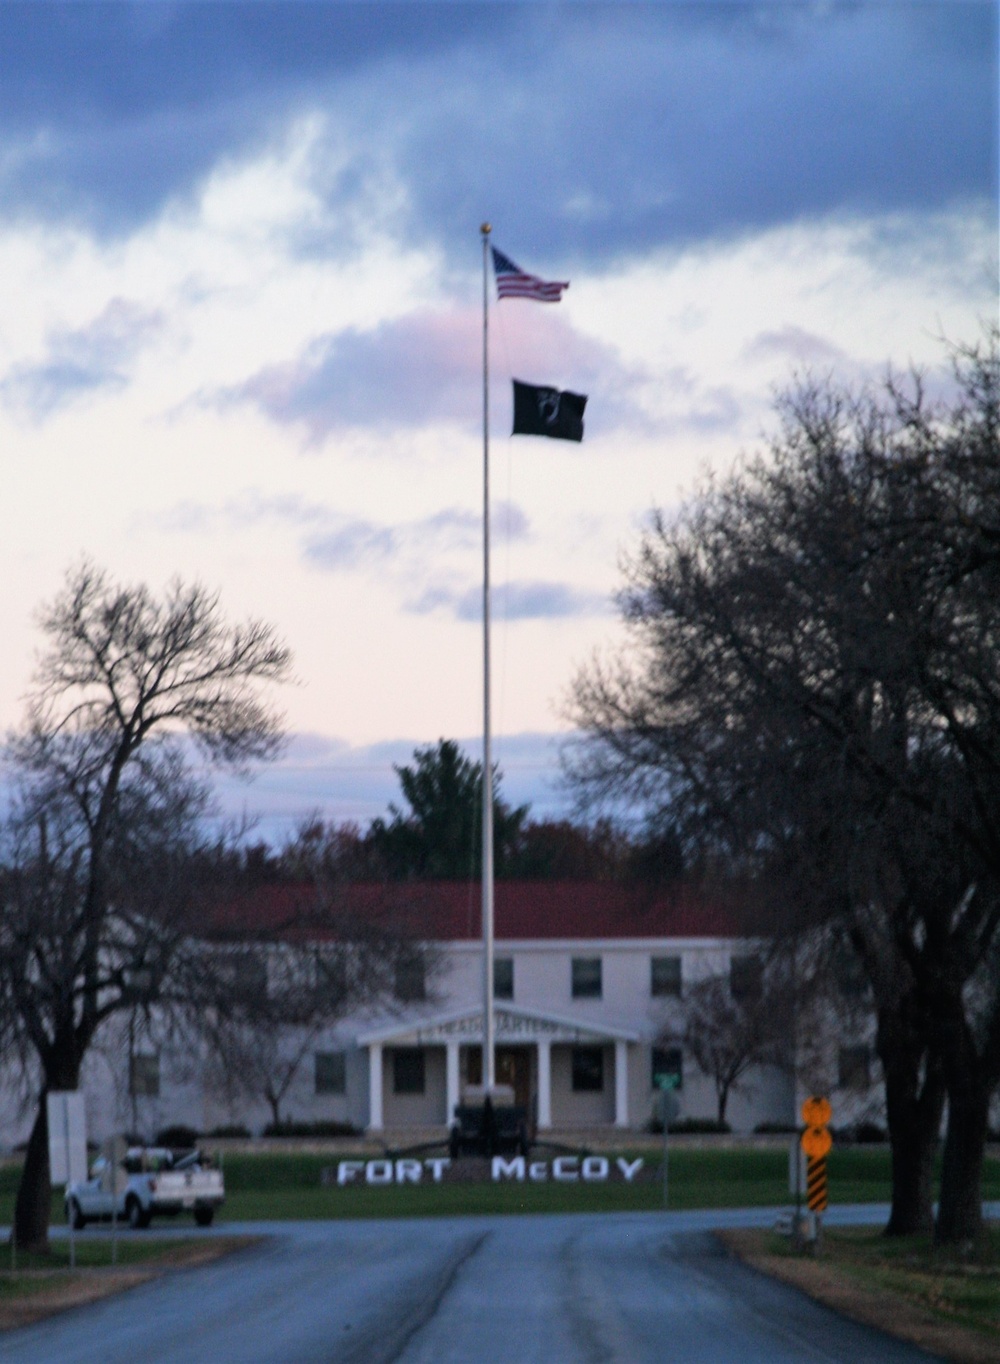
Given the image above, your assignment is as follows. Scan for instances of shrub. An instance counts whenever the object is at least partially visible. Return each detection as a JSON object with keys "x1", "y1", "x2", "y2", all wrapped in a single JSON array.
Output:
[
  {"x1": 842, "y1": 1121, "x2": 887, "y2": 1144},
  {"x1": 753, "y1": 1122, "x2": 798, "y2": 1135},
  {"x1": 647, "y1": 1116, "x2": 731, "y2": 1135},
  {"x1": 262, "y1": 1119, "x2": 361, "y2": 1138},
  {"x1": 669, "y1": 1117, "x2": 731, "y2": 1135},
  {"x1": 155, "y1": 1124, "x2": 200, "y2": 1149},
  {"x1": 206, "y1": 1123, "x2": 251, "y2": 1139}
]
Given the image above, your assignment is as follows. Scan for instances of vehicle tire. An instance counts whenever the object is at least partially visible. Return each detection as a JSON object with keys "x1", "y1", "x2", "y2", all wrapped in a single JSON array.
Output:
[
  {"x1": 126, "y1": 1196, "x2": 150, "y2": 1230},
  {"x1": 68, "y1": 1199, "x2": 86, "y2": 1231},
  {"x1": 194, "y1": 1207, "x2": 215, "y2": 1227}
]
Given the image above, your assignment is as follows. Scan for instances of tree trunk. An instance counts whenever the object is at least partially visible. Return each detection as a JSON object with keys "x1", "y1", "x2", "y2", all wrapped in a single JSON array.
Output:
[
  {"x1": 885, "y1": 1109, "x2": 940, "y2": 1236},
  {"x1": 936, "y1": 1083, "x2": 990, "y2": 1246},
  {"x1": 267, "y1": 1091, "x2": 282, "y2": 1131},
  {"x1": 13, "y1": 1100, "x2": 54, "y2": 1252},
  {"x1": 13, "y1": 1046, "x2": 84, "y2": 1252},
  {"x1": 879, "y1": 1012, "x2": 944, "y2": 1235},
  {"x1": 716, "y1": 1081, "x2": 730, "y2": 1127}
]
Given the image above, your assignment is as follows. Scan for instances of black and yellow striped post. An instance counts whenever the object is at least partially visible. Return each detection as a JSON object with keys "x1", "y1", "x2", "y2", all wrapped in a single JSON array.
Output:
[
  {"x1": 800, "y1": 1096, "x2": 832, "y2": 1250},
  {"x1": 806, "y1": 1155, "x2": 828, "y2": 1212}
]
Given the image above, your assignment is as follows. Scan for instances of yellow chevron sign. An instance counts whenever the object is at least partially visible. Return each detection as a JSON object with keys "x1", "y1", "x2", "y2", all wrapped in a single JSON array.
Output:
[{"x1": 807, "y1": 1155, "x2": 828, "y2": 1212}]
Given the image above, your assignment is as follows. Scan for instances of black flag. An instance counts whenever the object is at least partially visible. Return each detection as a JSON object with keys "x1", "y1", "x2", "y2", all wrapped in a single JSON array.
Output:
[{"x1": 512, "y1": 379, "x2": 587, "y2": 442}]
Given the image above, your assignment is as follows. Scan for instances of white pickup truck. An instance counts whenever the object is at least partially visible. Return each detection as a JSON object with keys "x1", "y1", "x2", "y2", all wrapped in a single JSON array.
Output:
[{"x1": 66, "y1": 1147, "x2": 225, "y2": 1230}]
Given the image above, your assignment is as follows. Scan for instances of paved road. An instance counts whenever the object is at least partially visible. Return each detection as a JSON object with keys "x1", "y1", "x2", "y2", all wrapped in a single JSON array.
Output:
[{"x1": 2, "y1": 1208, "x2": 946, "y2": 1363}]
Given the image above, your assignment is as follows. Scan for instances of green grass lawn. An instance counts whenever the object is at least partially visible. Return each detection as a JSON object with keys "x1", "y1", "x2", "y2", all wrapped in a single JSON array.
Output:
[
  {"x1": 761, "y1": 1222, "x2": 1000, "y2": 1345},
  {"x1": 2, "y1": 1148, "x2": 998, "y2": 1224},
  {"x1": 0, "y1": 1235, "x2": 257, "y2": 1325},
  {"x1": 0, "y1": 1236, "x2": 226, "y2": 1278}
]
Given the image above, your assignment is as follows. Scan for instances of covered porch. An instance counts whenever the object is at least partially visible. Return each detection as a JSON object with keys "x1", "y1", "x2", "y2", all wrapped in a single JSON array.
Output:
[{"x1": 358, "y1": 1004, "x2": 639, "y2": 1133}]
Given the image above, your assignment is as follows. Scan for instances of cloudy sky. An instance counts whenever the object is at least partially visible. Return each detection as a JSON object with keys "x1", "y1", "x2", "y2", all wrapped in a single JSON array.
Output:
[{"x1": 0, "y1": 2, "x2": 995, "y2": 838}]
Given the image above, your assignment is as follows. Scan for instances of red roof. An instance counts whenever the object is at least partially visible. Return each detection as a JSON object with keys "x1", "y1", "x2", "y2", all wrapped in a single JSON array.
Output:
[{"x1": 207, "y1": 880, "x2": 750, "y2": 942}]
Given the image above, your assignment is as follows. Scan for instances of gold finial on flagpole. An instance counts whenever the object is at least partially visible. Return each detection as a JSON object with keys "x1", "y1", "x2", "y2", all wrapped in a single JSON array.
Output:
[{"x1": 481, "y1": 222, "x2": 491, "y2": 235}]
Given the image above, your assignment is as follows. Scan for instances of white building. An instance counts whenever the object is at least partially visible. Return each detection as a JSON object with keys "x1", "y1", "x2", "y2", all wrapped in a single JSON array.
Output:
[{"x1": 1, "y1": 882, "x2": 881, "y2": 1147}]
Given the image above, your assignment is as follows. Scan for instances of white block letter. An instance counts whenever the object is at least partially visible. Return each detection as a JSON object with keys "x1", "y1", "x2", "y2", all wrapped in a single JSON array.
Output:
[
  {"x1": 553, "y1": 1156, "x2": 579, "y2": 1182},
  {"x1": 529, "y1": 1162, "x2": 549, "y2": 1182},
  {"x1": 616, "y1": 1157, "x2": 644, "y2": 1183},
  {"x1": 424, "y1": 1158, "x2": 451, "y2": 1183},
  {"x1": 365, "y1": 1159, "x2": 393, "y2": 1185},
  {"x1": 492, "y1": 1155, "x2": 526, "y2": 1182},
  {"x1": 395, "y1": 1159, "x2": 422, "y2": 1184},
  {"x1": 337, "y1": 1161, "x2": 364, "y2": 1186},
  {"x1": 582, "y1": 1156, "x2": 609, "y2": 1182}
]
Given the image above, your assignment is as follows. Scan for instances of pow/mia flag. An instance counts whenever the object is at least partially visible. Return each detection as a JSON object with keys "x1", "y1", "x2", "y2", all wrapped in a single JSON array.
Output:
[{"x1": 512, "y1": 379, "x2": 587, "y2": 442}]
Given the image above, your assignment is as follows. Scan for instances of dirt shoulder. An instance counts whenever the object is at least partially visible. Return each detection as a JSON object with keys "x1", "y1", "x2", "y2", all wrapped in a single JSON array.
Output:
[
  {"x1": 718, "y1": 1227, "x2": 1000, "y2": 1364},
  {"x1": 0, "y1": 1235, "x2": 260, "y2": 1332}
]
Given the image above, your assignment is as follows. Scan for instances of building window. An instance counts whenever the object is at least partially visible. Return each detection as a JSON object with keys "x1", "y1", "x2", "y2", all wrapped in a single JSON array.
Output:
[
  {"x1": 394, "y1": 956, "x2": 426, "y2": 1003},
  {"x1": 494, "y1": 957, "x2": 514, "y2": 1000},
  {"x1": 392, "y1": 1049, "x2": 426, "y2": 1095},
  {"x1": 227, "y1": 950, "x2": 268, "y2": 998},
  {"x1": 651, "y1": 1046, "x2": 683, "y2": 1090},
  {"x1": 571, "y1": 1046, "x2": 604, "y2": 1092},
  {"x1": 651, "y1": 956, "x2": 682, "y2": 997},
  {"x1": 129, "y1": 1053, "x2": 160, "y2": 1098},
  {"x1": 730, "y1": 954, "x2": 763, "y2": 1002},
  {"x1": 315, "y1": 1051, "x2": 346, "y2": 1095},
  {"x1": 838, "y1": 1045, "x2": 871, "y2": 1089},
  {"x1": 572, "y1": 957, "x2": 602, "y2": 999}
]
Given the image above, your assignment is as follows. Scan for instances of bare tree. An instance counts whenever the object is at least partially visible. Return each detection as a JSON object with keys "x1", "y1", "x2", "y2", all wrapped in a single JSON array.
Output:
[
  {"x1": 205, "y1": 1018, "x2": 324, "y2": 1133},
  {"x1": 197, "y1": 859, "x2": 441, "y2": 1135},
  {"x1": 667, "y1": 960, "x2": 793, "y2": 1126},
  {"x1": 196, "y1": 943, "x2": 332, "y2": 1130},
  {"x1": 0, "y1": 562, "x2": 291, "y2": 1250},
  {"x1": 569, "y1": 332, "x2": 1000, "y2": 1243}
]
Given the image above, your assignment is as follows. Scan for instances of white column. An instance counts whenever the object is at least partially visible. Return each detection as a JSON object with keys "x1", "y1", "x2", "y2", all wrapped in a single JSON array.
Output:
[
  {"x1": 368, "y1": 1043, "x2": 383, "y2": 1131},
  {"x1": 446, "y1": 1042, "x2": 460, "y2": 1124},
  {"x1": 537, "y1": 1039, "x2": 552, "y2": 1129},
  {"x1": 614, "y1": 1040, "x2": 629, "y2": 1129}
]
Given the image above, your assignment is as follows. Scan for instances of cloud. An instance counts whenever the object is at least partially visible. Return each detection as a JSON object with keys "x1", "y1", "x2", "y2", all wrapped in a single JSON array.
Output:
[
  {"x1": 347, "y1": 5, "x2": 996, "y2": 261},
  {"x1": 227, "y1": 311, "x2": 480, "y2": 437},
  {"x1": 217, "y1": 306, "x2": 647, "y2": 440},
  {"x1": 742, "y1": 325, "x2": 848, "y2": 367},
  {"x1": 0, "y1": 6, "x2": 499, "y2": 239},
  {"x1": 304, "y1": 502, "x2": 525, "y2": 572},
  {"x1": 0, "y1": 297, "x2": 164, "y2": 420},
  {"x1": 153, "y1": 490, "x2": 528, "y2": 576},
  {"x1": 406, "y1": 578, "x2": 609, "y2": 623},
  {"x1": 305, "y1": 519, "x2": 400, "y2": 571},
  {"x1": 0, "y1": 5, "x2": 991, "y2": 263},
  {"x1": 150, "y1": 492, "x2": 331, "y2": 536}
]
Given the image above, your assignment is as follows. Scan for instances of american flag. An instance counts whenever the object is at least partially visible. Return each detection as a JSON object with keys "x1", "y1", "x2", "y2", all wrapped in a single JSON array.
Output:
[{"x1": 491, "y1": 246, "x2": 569, "y2": 302}]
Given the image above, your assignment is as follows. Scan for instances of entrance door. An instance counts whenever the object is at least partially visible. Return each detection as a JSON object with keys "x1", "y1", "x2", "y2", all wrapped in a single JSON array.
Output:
[
  {"x1": 496, "y1": 1047, "x2": 531, "y2": 1109},
  {"x1": 464, "y1": 1046, "x2": 532, "y2": 1110}
]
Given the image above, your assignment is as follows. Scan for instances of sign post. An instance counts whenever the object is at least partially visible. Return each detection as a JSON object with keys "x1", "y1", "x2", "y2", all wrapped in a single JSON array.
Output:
[
  {"x1": 47, "y1": 1091, "x2": 87, "y2": 1270},
  {"x1": 800, "y1": 1096, "x2": 832, "y2": 1251},
  {"x1": 101, "y1": 1135, "x2": 127, "y2": 1265},
  {"x1": 788, "y1": 1136, "x2": 807, "y2": 1244},
  {"x1": 655, "y1": 1074, "x2": 680, "y2": 1209}
]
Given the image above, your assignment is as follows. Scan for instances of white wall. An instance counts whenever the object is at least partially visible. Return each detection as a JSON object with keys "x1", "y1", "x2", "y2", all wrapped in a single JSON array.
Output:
[{"x1": 0, "y1": 934, "x2": 878, "y2": 1143}]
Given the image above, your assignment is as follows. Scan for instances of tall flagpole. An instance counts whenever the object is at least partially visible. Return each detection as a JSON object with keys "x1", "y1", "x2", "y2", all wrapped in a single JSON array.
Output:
[{"x1": 480, "y1": 222, "x2": 495, "y2": 1093}]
